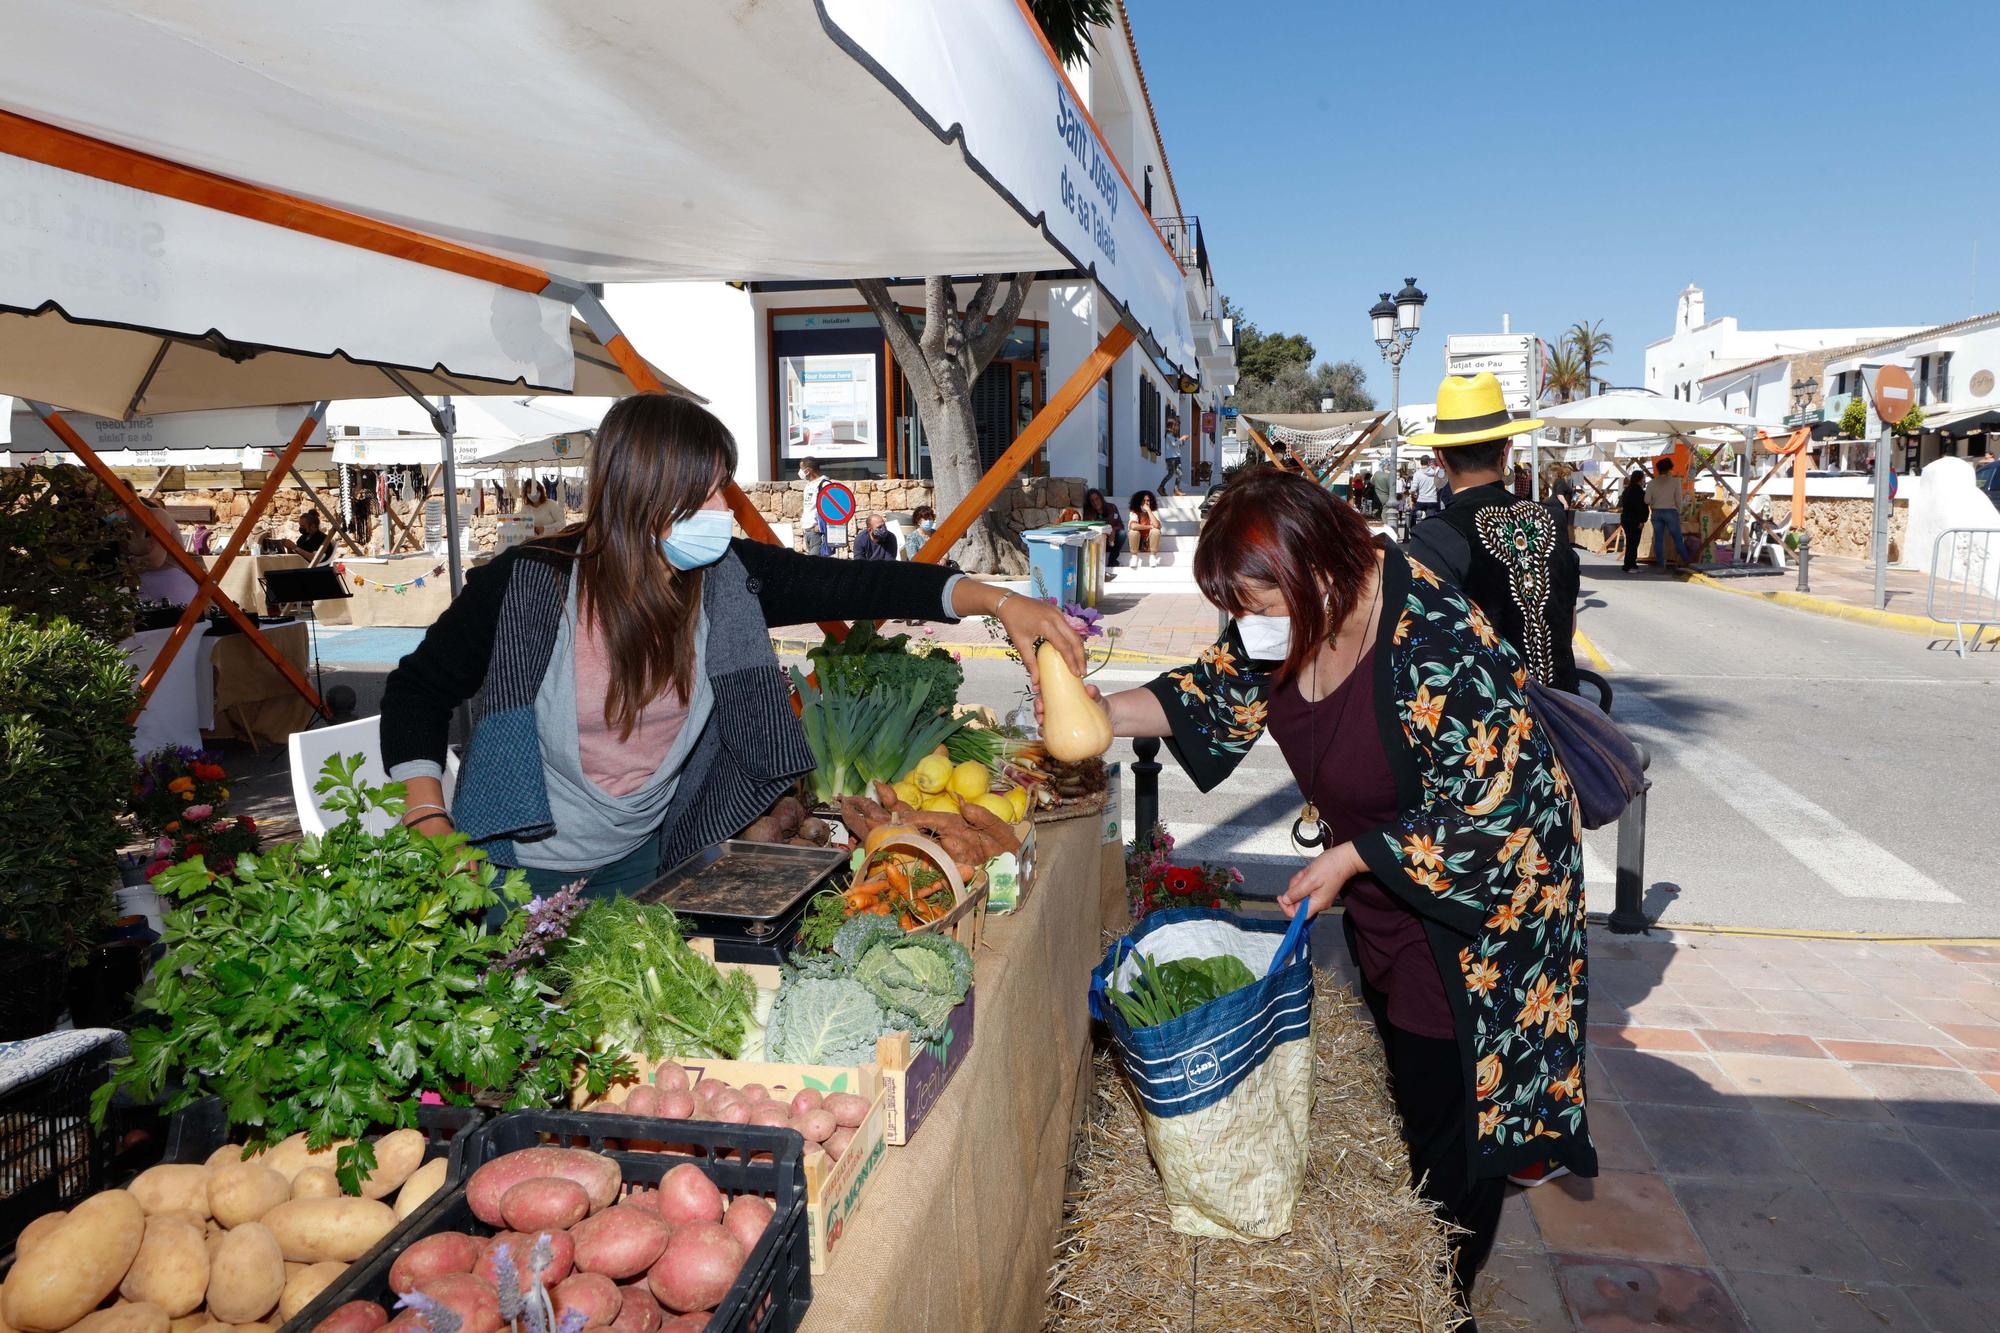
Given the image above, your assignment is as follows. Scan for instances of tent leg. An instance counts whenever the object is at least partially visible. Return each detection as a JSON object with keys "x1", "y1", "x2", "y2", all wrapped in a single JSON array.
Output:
[
  {"x1": 133, "y1": 402, "x2": 328, "y2": 716},
  {"x1": 28, "y1": 401, "x2": 326, "y2": 719},
  {"x1": 913, "y1": 324, "x2": 1135, "y2": 564},
  {"x1": 1244, "y1": 423, "x2": 1285, "y2": 470},
  {"x1": 382, "y1": 371, "x2": 466, "y2": 595}
]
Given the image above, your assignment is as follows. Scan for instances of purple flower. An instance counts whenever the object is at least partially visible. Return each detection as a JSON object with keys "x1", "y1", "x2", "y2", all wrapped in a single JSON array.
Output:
[
  {"x1": 1061, "y1": 603, "x2": 1104, "y2": 639},
  {"x1": 182, "y1": 803, "x2": 214, "y2": 821},
  {"x1": 154, "y1": 837, "x2": 174, "y2": 856}
]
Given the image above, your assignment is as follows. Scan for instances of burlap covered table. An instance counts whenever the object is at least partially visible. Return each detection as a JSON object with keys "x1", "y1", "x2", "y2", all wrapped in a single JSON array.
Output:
[
  {"x1": 800, "y1": 815, "x2": 1120, "y2": 1332},
  {"x1": 203, "y1": 620, "x2": 315, "y2": 748}
]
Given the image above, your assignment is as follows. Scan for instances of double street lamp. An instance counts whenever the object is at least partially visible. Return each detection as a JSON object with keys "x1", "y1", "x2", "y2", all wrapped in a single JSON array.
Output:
[{"x1": 1369, "y1": 278, "x2": 1426, "y2": 531}]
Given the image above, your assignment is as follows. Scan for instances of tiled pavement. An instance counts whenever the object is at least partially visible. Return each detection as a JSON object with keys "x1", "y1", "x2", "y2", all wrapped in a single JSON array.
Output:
[{"x1": 1453, "y1": 927, "x2": 2000, "y2": 1331}]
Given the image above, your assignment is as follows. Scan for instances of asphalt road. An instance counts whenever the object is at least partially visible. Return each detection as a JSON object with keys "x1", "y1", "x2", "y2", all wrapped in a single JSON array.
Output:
[{"x1": 933, "y1": 555, "x2": 2000, "y2": 938}]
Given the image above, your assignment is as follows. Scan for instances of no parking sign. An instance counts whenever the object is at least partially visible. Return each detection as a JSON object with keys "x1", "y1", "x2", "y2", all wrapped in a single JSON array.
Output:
[{"x1": 816, "y1": 480, "x2": 856, "y2": 528}]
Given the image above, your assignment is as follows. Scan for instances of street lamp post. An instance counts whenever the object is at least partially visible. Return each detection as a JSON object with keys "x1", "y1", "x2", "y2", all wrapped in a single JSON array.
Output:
[{"x1": 1371, "y1": 278, "x2": 1426, "y2": 537}]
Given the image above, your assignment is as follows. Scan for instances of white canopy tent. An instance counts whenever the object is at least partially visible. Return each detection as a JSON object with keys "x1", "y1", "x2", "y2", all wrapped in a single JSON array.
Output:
[{"x1": 1536, "y1": 392, "x2": 1783, "y2": 436}]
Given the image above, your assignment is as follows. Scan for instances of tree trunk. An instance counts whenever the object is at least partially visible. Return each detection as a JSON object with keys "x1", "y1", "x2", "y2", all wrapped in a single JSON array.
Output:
[{"x1": 921, "y1": 387, "x2": 1026, "y2": 574}]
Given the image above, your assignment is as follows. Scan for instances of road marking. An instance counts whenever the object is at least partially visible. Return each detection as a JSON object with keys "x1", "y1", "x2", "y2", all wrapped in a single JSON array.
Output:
[
  {"x1": 1581, "y1": 839, "x2": 1615, "y2": 892},
  {"x1": 1573, "y1": 627, "x2": 1611, "y2": 673},
  {"x1": 1172, "y1": 821, "x2": 1311, "y2": 862},
  {"x1": 1646, "y1": 731, "x2": 1962, "y2": 904}
]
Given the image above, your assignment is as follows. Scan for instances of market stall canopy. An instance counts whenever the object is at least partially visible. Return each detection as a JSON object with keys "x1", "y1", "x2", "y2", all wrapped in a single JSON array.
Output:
[
  {"x1": 1238, "y1": 411, "x2": 1385, "y2": 432},
  {"x1": 326, "y1": 397, "x2": 608, "y2": 467},
  {"x1": 1537, "y1": 392, "x2": 1783, "y2": 435},
  {"x1": 4, "y1": 401, "x2": 333, "y2": 469},
  {"x1": 1, "y1": 0, "x2": 1196, "y2": 376}
]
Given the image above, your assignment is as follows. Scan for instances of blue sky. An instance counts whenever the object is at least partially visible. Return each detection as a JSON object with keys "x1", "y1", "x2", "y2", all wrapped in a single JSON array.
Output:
[{"x1": 1130, "y1": 0, "x2": 2000, "y2": 400}]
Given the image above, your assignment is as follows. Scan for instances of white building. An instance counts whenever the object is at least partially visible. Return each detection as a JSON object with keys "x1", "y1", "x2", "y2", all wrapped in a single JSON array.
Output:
[
  {"x1": 601, "y1": 3, "x2": 1235, "y2": 504},
  {"x1": 1644, "y1": 285, "x2": 1923, "y2": 404},
  {"x1": 1821, "y1": 312, "x2": 2000, "y2": 470}
]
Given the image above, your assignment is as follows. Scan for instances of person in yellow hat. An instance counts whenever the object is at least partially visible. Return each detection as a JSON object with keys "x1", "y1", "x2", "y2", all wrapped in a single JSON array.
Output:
[{"x1": 1405, "y1": 373, "x2": 1580, "y2": 695}]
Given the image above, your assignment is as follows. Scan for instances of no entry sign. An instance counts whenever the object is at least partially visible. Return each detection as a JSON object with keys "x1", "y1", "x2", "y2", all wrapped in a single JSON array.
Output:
[
  {"x1": 1870, "y1": 365, "x2": 1915, "y2": 424},
  {"x1": 816, "y1": 480, "x2": 856, "y2": 527}
]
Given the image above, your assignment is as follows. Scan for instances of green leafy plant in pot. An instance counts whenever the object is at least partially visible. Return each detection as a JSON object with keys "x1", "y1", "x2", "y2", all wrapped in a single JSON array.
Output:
[
  {"x1": 95, "y1": 755, "x2": 626, "y2": 1192},
  {"x1": 0, "y1": 610, "x2": 137, "y2": 1038}
]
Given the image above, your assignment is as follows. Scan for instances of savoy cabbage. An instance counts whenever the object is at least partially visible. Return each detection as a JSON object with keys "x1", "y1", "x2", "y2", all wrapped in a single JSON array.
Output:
[{"x1": 766, "y1": 977, "x2": 888, "y2": 1066}]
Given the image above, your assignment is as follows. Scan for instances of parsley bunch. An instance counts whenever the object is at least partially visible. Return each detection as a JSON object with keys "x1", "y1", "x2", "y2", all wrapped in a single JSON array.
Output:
[{"x1": 95, "y1": 756, "x2": 613, "y2": 1192}]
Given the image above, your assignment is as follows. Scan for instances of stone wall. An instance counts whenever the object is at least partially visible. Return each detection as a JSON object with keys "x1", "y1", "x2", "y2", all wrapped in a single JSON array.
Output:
[{"x1": 739, "y1": 476, "x2": 1088, "y2": 552}]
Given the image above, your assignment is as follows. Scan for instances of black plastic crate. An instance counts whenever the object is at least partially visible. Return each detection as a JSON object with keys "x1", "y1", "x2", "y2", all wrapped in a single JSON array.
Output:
[
  {"x1": 0, "y1": 1033, "x2": 125, "y2": 1253},
  {"x1": 290, "y1": 1109, "x2": 812, "y2": 1333}
]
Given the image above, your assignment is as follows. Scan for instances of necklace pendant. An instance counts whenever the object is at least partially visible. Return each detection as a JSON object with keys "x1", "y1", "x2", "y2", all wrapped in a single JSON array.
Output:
[{"x1": 1292, "y1": 801, "x2": 1329, "y2": 851}]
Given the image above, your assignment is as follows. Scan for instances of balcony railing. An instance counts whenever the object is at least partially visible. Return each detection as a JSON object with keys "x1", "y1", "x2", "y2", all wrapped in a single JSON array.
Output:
[{"x1": 1155, "y1": 214, "x2": 1209, "y2": 285}]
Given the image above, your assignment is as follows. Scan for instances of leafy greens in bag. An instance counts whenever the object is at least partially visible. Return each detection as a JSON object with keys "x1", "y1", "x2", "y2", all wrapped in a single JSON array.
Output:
[{"x1": 1106, "y1": 951, "x2": 1258, "y2": 1028}]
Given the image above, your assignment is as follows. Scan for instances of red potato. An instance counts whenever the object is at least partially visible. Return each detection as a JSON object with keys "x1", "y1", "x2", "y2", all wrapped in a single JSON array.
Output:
[
  {"x1": 311, "y1": 1301, "x2": 388, "y2": 1333},
  {"x1": 653, "y1": 1064, "x2": 686, "y2": 1093},
  {"x1": 569, "y1": 1204, "x2": 671, "y2": 1280},
  {"x1": 611, "y1": 1283, "x2": 663, "y2": 1333},
  {"x1": 654, "y1": 1089, "x2": 696, "y2": 1120},
  {"x1": 710, "y1": 1103, "x2": 749, "y2": 1127},
  {"x1": 736, "y1": 1084, "x2": 767, "y2": 1105},
  {"x1": 646, "y1": 1224, "x2": 742, "y2": 1316},
  {"x1": 389, "y1": 1231, "x2": 481, "y2": 1294},
  {"x1": 722, "y1": 1197, "x2": 773, "y2": 1256},
  {"x1": 747, "y1": 1106, "x2": 794, "y2": 1132},
  {"x1": 501, "y1": 1177, "x2": 592, "y2": 1233},
  {"x1": 621, "y1": 1086, "x2": 662, "y2": 1118},
  {"x1": 659, "y1": 1318, "x2": 711, "y2": 1333},
  {"x1": 552, "y1": 1274, "x2": 623, "y2": 1329},
  {"x1": 692, "y1": 1080, "x2": 727, "y2": 1104},
  {"x1": 794, "y1": 1110, "x2": 837, "y2": 1145},
  {"x1": 822, "y1": 1127, "x2": 856, "y2": 1162},
  {"x1": 477, "y1": 1230, "x2": 575, "y2": 1294},
  {"x1": 653, "y1": 1166, "x2": 723, "y2": 1228},
  {"x1": 787, "y1": 1090, "x2": 823, "y2": 1117},
  {"x1": 822, "y1": 1094, "x2": 870, "y2": 1128},
  {"x1": 467, "y1": 1149, "x2": 620, "y2": 1226},
  {"x1": 410, "y1": 1273, "x2": 501, "y2": 1333}
]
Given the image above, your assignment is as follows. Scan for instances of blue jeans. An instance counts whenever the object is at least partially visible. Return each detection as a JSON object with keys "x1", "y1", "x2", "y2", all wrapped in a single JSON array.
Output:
[{"x1": 1651, "y1": 508, "x2": 1688, "y2": 566}]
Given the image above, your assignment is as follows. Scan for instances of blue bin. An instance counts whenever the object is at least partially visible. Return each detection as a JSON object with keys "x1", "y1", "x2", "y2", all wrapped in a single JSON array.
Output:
[{"x1": 1022, "y1": 527, "x2": 1083, "y2": 605}]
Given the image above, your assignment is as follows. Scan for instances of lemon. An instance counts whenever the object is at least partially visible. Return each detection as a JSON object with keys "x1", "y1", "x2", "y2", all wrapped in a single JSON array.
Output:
[
  {"x1": 911, "y1": 754, "x2": 954, "y2": 794},
  {"x1": 948, "y1": 760, "x2": 990, "y2": 800},
  {"x1": 893, "y1": 779, "x2": 923, "y2": 808},
  {"x1": 920, "y1": 794, "x2": 961, "y2": 814},
  {"x1": 972, "y1": 792, "x2": 1015, "y2": 822},
  {"x1": 1004, "y1": 785, "x2": 1029, "y2": 821}
]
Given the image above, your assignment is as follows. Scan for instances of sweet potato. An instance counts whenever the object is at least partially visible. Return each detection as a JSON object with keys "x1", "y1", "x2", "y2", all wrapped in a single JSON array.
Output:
[
  {"x1": 309, "y1": 1302, "x2": 387, "y2": 1333},
  {"x1": 389, "y1": 1231, "x2": 481, "y2": 1295},
  {"x1": 120, "y1": 1216, "x2": 210, "y2": 1316},
  {"x1": 501, "y1": 1177, "x2": 591, "y2": 1233},
  {"x1": 206, "y1": 1222, "x2": 285, "y2": 1324},
  {"x1": 552, "y1": 1274, "x2": 622, "y2": 1329},
  {"x1": 570, "y1": 1205, "x2": 670, "y2": 1280},
  {"x1": 467, "y1": 1149, "x2": 620, "y2": 1226},
  {"x1": 955, "y1": 800, "x2": 1018, "y2": 852},
  {"x1": 259, "y1": 1198, "x2": 397, "y2": 1264},
  {"x1": 4, "y1": 1190, "x2": 146, "y2": 1332}
]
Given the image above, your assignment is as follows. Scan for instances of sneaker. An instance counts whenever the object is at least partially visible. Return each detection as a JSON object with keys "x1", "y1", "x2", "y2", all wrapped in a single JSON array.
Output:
[{"x1": 1506, "y1": 1160, "x2": 1571, "y2": 1189}]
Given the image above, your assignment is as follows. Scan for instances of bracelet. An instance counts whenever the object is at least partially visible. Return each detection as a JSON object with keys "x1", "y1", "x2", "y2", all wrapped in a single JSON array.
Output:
[
  {"x1": 404, "y1": 804, "x2": 448, "y2": 819},
  {"x1": 991, "y1": 590, "x2": 1016, "y2": 618},
  {"x1": 404, "y1": 811, "x2": 452, "y2": 829}
]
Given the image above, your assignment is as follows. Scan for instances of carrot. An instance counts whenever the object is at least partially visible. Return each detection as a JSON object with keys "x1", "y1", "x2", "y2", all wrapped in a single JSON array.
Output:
[{"x1": 882, "y1": 863, "x2": 910, "y2": 893}]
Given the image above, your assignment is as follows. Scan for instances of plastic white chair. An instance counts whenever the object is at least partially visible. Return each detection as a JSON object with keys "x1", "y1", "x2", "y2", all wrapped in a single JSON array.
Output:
[{"x1": 288, "y1": 715, "x2": 458, "y2": 836}]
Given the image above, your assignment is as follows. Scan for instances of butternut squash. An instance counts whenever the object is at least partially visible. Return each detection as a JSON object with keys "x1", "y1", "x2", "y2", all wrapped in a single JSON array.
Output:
[{"x1": 1037, "y1": 641, "x2": 1111, "y2": 761}]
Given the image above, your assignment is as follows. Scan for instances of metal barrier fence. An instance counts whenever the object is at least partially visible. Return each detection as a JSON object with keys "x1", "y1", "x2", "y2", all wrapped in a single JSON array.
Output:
[{"x1": 1927, "y1": 528, "x2": 2000, "y2": 658}]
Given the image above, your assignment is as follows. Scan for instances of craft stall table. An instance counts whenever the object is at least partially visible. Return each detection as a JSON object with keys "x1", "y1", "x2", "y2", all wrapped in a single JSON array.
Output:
[
  {"x1": 799, "y1": 813, "x2": 1122, "y2": 1333},
  {"x1": 316, "y1": 555, "x2": 456, "y2": 627},
  {"x1": 201, "y1": 620, "x2": 314, "y2": 748}
]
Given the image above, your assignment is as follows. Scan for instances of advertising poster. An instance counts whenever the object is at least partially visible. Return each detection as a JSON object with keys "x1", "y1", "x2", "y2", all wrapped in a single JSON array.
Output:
[{"x1": 781, "y1": 352, "x2": 879, "y2": 459}]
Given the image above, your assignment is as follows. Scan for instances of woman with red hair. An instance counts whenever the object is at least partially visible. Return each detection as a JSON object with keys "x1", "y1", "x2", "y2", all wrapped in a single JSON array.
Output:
[{"x1": 1086, "y1": 467, "x2": 1595, "y2": 1316}]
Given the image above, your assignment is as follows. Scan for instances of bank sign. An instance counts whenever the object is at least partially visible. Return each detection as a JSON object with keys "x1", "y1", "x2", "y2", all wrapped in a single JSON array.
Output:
[{"x1": 1444, "y1": 334, "x2": 1547, "y2": 414}]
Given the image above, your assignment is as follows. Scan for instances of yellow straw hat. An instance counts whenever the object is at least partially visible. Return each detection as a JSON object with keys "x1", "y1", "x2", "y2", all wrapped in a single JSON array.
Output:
[{"x1": 1407, "y1": 372, "x2": 1542, "y2": 448}]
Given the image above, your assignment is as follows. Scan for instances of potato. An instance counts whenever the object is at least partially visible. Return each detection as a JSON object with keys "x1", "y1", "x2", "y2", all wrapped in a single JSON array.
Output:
[
  {"x1": 154, "y1": 1211, "x2": 207, "y2": 1234},
  {"x1": 289, "y1": 1168, "x2": 341, "y2": 1201},
  {"x1": 822, "y1": 1127, "x2": 855, "y2": 1162},
  {"x1": 610, "y1": 1283, "x2": 662, "y2": 1333},
  {"x1": 206, "y1": 1222, "x2": 285, "y2": 1325},
  {"x1": 120, "y1": 1216, "x2": 210, "y2": 1316},
  {"x1": 570, "y1": 1205, "x2": 670, "y2": 1280},
  {"x1": 822, "y1": 1093, "x2": 869, "y2": 1128},
  {"x1": 654, "y1": 1089, "x2": 695, "y2": 1121},
  {"x1": 310, "y1": 1302, "x2": 388, "y2": 1333},
  {"x1": 466, "y1": 1149, "x2": 619, "y2": 1227},
  {"x1": 258, "y1": 1135, "x2": 351, "y2": 1185},
  {"x1": 4, "y1": 1189, "x2": 147, "y2": 1332},
  {"x1": 71, "y1": 1304, "x2": 169, "y2": 1333},
  {"x1": 658, "y1": 1318, "x2": 710, "y2": 1333},
  {"x1": 788, "y1": 1089, "x2": 823, "y2": 1117},
  {"x1": 278, "y1": 1262, "x2": 347, "y2": 1322},
  {"x1": 222, "y1": 1324, "x2": 276, "y2": 1333},
  {"x1": 205, "y1": 1144, "x2": 252, "y2": 1169},
  {"x1": 168, "y1": 1316, "x2": 212, "y2": 1333},
  {"x1": 502, "y1": 1177, "x2": 591, "y2": 1233},
  {"x1": 710, "y1": 1102, "x2": 749, "y2": 1126},
  {"x1": 410, "y1": 1274, "x2": 500, "y2": 1333},
  {"x1": 553, "y1": 1274, "x2": 622, "y2": 1329},
  {"x1": 477, "y1": 1231, "x2": 573, "y2": 1295},
  {"x1": 13, "y1": 1211, "x2": 67, "y2": 1257},
  {"x1": 645, "y1": 1224, "x2": 742, "y2": 1315},
  {"x1": 794, "y1": 1109, "x2": 836, "y2": 1144},
  {"x1": 357, "y1": 1130, "x2": 426, "y2": 1202},
  {"x1": 653, "y1": 1166, "x2": 722, "y2": 1229},
  {"x1": 209, "y1": 1164, "x2": 292, "y2": 1228},
  {"x1": 722, "y1": 1197, "x2": 773, "y2": 1256},
  {"x1": 130, "y1": 1165, "x2": 214, "y2": 1219},
  {"x1": 620, "y1": 1086, "x2": 661, "y2": 1118},
  {"x1": 259, "y1": 1198, "x2": 397, "y2": 1264},
  {"x1": 747, "y1": 1106, "x2": 793, "y2": 1131},
  {"x1": 393, "y1": 1158, "x2": 449, "y2": 1221},
  {"x1": 389, "y1": 1232, "x2": 481, "y2": 1295}
]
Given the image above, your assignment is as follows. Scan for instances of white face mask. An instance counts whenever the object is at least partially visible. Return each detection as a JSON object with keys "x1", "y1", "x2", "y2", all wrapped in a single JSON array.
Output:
[{"x1": 1235, "y1": 613, "x2": 1292, "y2": 661}]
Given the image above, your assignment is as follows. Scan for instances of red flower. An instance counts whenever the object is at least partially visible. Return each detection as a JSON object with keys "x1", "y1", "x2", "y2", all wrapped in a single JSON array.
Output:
[{"x1": 240, "y1": 817, "x2": 256, "y2": 831}]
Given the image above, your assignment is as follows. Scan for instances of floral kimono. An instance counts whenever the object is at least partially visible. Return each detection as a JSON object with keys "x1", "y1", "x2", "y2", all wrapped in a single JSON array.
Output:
[{"x1": 1143, "y1": 545, "x2": 1597, "y2": 1182}]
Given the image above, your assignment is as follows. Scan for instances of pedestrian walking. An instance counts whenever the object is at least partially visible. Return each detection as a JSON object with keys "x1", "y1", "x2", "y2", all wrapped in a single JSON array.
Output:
[
  {"x1": 1159, "y1": 421, "x2": 1187, "y2": 497},
  {"x1": 1405, "y1": 372, "x2": 1580, "y2": 694},
  {"x1": 1548, "y1": 463, "x2": 1578, "y2": 547},
  {"x1": 1127, "y1": 490, "x2": 1162, "y2": 567},
  {"x1": 1619, "y1": 470, "x2": 1649, "y2": 571},
  {"x1": 1372, "y1": 461, "x2": 1396, "y2": 518},
  {"x1": 1646, "y1": 456, "x2": 1691, "y2": 568},
  {"x1": 1083, "y1": 468, "x2": 1595, "y2": 1323},
  {"x1": 1411, "y1": 457, "x2": 1444, "y2": 523}
]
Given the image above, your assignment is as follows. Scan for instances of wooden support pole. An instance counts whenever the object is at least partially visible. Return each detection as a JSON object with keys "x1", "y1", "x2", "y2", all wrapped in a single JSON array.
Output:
[
  {"x1": 1244, "y1": 423, "x2": 1285, "y2": 469},
  {"x1": 913, "y1": 324, "x2": 1136, "y2": 565},
  {"x1": 31, "y1": 404, "x2": 325, "y2": 717},
  {"x1": 288, "y1": 472, "x2": 357, "y2": 565},
  {"x1": 132, "y1": 405, "x2": 325, "y2": 715}
]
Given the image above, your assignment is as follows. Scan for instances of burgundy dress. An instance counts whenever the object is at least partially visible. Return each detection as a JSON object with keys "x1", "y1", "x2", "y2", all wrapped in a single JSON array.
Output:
[{"x1": 1267, "y1": 644, "x2": 1453, "y2": 1039}]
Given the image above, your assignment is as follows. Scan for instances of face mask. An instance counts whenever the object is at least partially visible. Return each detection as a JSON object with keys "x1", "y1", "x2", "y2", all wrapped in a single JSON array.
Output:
[
  {"x1": 1235, "y1": 613, "x2": 1291, "y2": 661},
  {"x1": 660, "y1": 508, "x2": 733, "y2": 571},
  {"x1": 919, "y1": 520, "x2": 936, "y2": 533}
]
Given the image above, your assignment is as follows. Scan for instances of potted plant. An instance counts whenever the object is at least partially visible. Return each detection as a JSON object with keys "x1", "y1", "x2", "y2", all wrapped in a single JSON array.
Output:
[{"x1": 0, "y1": 610, "x2": 138, "y2": 1038}]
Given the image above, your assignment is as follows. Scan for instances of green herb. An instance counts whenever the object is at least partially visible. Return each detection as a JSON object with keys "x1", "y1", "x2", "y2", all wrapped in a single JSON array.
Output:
[
  {"x1": 546, "y1": 899, "x2": 757, "y2": 1062},
  {"x1": 94, "y1": 756, "x2": 610, "y2": 1193},
  {"x1": 806, "y1": 620, "x2": 963, "y2": 717},
  {"x1": 944, "y1": 726, "x2": 1002, "y2": 768},
  {"x1": 790, "y1": 667, "x2": 968, "y2": 802},
  {"x1": 794, "y1": 889, "x2": 850, "y2": 955},
  {"x1": 1105, "y1": 951, "x2": 1257, "y2": 1028}
]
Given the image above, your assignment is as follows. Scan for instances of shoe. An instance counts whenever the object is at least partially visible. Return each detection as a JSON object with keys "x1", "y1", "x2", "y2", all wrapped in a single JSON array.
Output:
[{"x1": 1506, "y1": 1160, "x2": 1570, "y2": 1188}]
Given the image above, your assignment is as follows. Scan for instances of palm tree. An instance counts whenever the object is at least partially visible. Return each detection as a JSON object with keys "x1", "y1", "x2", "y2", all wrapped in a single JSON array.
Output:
[
  {"x1": 1544, "y1": 343, "x2": 1589, "y2": 451},
  {"x1": 1566, "y1": 320, "x2": 1614, "y2": 396}
]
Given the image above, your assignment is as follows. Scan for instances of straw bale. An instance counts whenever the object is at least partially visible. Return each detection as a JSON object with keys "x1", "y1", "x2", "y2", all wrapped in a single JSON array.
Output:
[{"x1": 1045, "y1": 969, "x2": 1461, "y2": 1332}]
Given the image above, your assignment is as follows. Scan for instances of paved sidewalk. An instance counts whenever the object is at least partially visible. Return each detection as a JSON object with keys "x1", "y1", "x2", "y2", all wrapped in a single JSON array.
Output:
[
  {"x1": 1449, "y1": 927, "x2": 2000, "y2": 1331},
  {"x1": 1679, "y1": 551, "x2": 1997, "y2": 647},
  {"x1": 775, "y1": 583, "x2": 1223, "y2": 662}
]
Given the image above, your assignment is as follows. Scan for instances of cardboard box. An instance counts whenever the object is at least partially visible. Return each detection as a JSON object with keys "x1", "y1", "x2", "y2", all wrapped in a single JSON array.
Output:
[{"x1": 877, "y1": 987, "x2": 975, "y2": 1145}]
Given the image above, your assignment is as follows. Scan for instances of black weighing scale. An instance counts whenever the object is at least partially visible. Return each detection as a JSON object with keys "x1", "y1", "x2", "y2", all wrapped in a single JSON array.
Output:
[{"x1": 634, "y1": 840, "x2": 848, "y2": 965}]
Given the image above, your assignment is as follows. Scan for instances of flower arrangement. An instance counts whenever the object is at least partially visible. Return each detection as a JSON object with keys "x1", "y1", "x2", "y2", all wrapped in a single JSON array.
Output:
[
  {"x1": 1125, "y1": 823, "x2": 1243, "y2": 921},
  {"x1": 130, "y1": 746, "x2": 260, "y2": 881}
]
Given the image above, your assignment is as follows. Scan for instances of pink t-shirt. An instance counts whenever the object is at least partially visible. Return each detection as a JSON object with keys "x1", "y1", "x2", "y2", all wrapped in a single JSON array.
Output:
[{"x1": 573, "y1": 603, "x2": 689, "y2": 797}]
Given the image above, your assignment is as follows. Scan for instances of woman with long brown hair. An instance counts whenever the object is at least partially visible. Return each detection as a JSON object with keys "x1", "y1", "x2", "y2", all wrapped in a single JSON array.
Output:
[
  {"x1": 1076, "y1": 468, "x2": 1594, "y2": 1319},
  {"x1": 382, "y1": 393, "x2": 1082, "y2": 900}
]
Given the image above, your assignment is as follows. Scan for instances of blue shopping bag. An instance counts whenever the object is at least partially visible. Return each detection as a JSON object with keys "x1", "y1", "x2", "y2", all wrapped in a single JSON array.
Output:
[{"x1": 1089, "y1": 907, "x2": 1314, "y2": 1239}]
